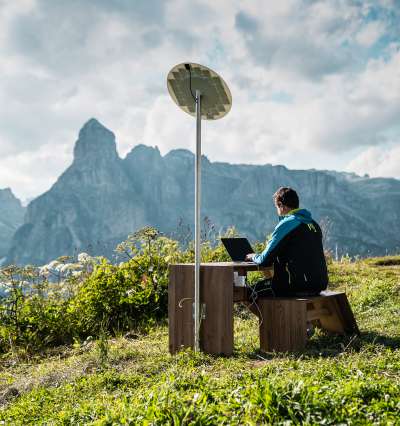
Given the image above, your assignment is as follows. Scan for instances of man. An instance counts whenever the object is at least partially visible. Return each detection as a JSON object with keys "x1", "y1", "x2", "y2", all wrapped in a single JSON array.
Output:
[{"x1": 246, "y1": 187, "x2": 328, "y2": 297}]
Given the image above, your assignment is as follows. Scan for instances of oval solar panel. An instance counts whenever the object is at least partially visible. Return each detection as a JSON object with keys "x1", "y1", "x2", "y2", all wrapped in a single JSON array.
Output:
[{"x1": 167, "y1": 62, "x2": 232, "y2": 120}]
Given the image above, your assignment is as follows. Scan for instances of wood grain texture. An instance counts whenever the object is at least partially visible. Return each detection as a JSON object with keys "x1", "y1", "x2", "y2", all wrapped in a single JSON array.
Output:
[
  {"x1": 169, "y1": 264, "x2": 235, "y2": 355},
  {"x1": 168, "y1": 265, "x2": 195, "y2": 354},
  {"x1": 200, "y1": 266, "x2": 234, "y2": 355},
  {"x1": 233, "y1": 286, "x2": 247, "y2": 302},
  {"x1": 309, "y1": 292, "x2": 359, "y2": 335},
  {"x1": 258, "y1": 299, "x2": 308, "y2": 352},
  {"x1": 256, "y1": 291, "x2": 359, "y2": 352}
]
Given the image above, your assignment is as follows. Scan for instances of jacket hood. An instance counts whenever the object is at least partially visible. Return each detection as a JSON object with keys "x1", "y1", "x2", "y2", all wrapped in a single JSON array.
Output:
[{"x1": 280, "y1": 208, "x2": 313, "y2": 224}]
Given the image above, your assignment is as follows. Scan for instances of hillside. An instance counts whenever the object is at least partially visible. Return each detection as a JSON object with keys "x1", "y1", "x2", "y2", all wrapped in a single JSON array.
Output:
[{"x1": 0, "y1": 257, "x2": 399, "y2": 424}]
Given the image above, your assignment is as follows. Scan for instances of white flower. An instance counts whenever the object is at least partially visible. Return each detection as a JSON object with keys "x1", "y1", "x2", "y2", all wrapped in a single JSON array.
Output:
[
  {"x1": 47, "y1": 260, "x2": 61, "y2": 270},
  {"x1": 60, "y1": 264, "x2": 73, "y2": 274},
  {"x1": 39, "y1": 266, "x2": 50, "y2": 276},
  {"x1": 78, "y1": 253, "x2": 91, "y2": 263}
]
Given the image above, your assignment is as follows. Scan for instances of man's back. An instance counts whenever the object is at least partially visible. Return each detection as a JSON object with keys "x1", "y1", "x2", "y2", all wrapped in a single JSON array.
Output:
[
  {"x1": 271, "y1": 210, "x2": 328, "y2": 295},
  {"x1": 253, "y1": 209, "x2": 328, "y2": 296}
]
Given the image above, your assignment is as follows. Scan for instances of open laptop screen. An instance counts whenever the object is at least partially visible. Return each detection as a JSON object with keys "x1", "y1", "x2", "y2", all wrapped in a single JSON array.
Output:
[{"x1": 221, "y1": 238, "x2": 254, "y2": 262}]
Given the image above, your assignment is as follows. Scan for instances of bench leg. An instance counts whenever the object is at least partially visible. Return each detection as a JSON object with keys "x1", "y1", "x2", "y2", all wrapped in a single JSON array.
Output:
[
  {"x1": 310, "y1": 294, "x2": 359, "y2": 335},
  {"x1": 258, "y1": 299, "x2": 308, "y2": 352}
]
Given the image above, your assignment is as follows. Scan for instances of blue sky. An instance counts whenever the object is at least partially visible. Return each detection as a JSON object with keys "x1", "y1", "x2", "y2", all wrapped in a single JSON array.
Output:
[{"x1": 1, "y1": 0, "x2": 399, "y2": 201}]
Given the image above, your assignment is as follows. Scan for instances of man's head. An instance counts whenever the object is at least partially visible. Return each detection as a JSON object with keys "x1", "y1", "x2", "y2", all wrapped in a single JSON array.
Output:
[{"x1": 273, "y1": 187, "x2": 299, "y2": 216}]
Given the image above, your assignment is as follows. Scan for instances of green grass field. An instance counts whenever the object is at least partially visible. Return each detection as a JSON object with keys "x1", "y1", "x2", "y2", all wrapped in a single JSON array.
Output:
[{"x1": 1, "y1": 258, "x2": 399, "y2": 425}]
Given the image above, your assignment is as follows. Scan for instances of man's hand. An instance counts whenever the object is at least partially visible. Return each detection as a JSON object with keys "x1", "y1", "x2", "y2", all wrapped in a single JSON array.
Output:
[{"x1": 245, "y1": 253, "x2": 255, "y2": 261}]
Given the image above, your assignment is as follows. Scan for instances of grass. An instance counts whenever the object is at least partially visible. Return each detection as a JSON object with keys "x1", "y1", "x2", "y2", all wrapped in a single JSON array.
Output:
[{"x1": 0, "y1": 257, "x2": 400, "y2": 425}]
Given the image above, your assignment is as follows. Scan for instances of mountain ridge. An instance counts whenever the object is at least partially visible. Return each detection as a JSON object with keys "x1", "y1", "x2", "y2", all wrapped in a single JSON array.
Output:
[{"x1": 5, "y1": 118, "x2": 400, "y2": 265}]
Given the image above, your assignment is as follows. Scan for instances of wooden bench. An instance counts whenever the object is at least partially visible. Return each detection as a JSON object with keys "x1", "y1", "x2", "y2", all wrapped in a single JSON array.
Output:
[
  {"x1": 169, "y1": 264, "x2": 359, "y2": 355},
  {"x1": 255, "y1": 291, "x2": 359, "y2": 352}
]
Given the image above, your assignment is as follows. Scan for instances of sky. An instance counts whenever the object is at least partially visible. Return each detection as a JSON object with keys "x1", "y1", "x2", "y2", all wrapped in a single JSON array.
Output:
[{"x1": 1, "y1": 0, "x2": 400, "y2": 202}]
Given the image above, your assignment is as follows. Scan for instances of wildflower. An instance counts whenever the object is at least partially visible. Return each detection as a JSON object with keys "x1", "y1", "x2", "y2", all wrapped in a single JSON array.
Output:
[
  {"x1": 78, "y1": 253, "x2": 91, "y2": 263},
  {"x1": 39, "y1": 265, "x2": 50, "y2": 277},
  {"x1": 60, "y1": 263, "x2": 74, "y2": 274},
  {"x1": 47, "y1": 260, "x2": 61, "y2": 270}
]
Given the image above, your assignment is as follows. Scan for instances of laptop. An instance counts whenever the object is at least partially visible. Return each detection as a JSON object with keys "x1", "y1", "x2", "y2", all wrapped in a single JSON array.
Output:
[{"x1": 221, "y1": 237, "x2": 255, "y2": 262}]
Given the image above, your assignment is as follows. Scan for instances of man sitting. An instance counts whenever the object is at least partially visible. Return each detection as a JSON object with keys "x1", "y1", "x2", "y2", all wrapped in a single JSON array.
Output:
[{"x1": 246, "y1": 187, "x2": 328, "y2": 298}]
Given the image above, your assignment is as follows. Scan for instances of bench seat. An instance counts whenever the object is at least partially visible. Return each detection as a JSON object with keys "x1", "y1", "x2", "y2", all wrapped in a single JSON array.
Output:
[{"x1": 255, "y1": 290, "x2": 359, "y2": 352}]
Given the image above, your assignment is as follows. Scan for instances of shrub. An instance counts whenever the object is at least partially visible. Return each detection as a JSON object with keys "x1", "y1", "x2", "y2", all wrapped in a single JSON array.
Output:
[
  {"x1": 68, "y1": 229, "x2": 182, "y2": 338},
  {"x1": 0, "y1": 265, "x2": 70, "y2": 354},
  {"x1": 0, "y1": 225, "x2": 273, "y2": 354}
]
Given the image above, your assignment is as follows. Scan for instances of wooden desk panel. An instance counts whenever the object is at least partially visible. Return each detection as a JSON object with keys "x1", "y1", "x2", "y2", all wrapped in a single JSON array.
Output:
[
  {"x1": 200, "y1": 266, "x2": 234, "y2": 355},
  {"x1": 169, "y1": 262, "x2": 273, "y2": 355},
  {"x1": 168, "y1": 265, "x2": 195, "y2": 354}
]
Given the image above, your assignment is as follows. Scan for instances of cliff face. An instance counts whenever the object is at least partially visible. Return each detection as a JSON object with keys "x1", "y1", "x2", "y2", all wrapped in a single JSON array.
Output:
[
  {"x1": 6, "y1": 119, "x2": 400, "y2": 265},
  {"x1": 7, "y1": 119, "x2": 146, "y2": 265},
  {"x1": 0, "y1": 188, "x2": 25, "y2": 259}
]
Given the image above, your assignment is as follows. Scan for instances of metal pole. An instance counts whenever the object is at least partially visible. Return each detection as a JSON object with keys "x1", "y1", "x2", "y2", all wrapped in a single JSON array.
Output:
[{"x1": 194, "y1": 89, "x2": 201, "y2": 352}]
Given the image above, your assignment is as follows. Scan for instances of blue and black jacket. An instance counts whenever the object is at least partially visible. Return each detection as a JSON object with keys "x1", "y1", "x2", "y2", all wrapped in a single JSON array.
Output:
[{"x1": 252, "y1": 209, "x2": 328, "y2": 295}]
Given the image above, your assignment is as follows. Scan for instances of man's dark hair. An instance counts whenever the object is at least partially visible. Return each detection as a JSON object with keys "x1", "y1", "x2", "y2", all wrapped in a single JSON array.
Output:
[{"x1": 273, "y1": 187, "x2": 299, "y2": 209}]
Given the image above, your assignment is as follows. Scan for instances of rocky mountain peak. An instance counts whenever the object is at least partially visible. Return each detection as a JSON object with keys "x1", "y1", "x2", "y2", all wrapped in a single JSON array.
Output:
[
  {"x1": 0, "y1": 188, "x2": 23, "y2": 208},
  {"x1": 73, "y1": 118, "x2": 118, "y2": 164},
  {"x1": 124, "y1": 144, "x2": 161, "y2": 163},
  {"x1": 0, "y1": 188, "x2": 16, "y2": 201},
  {"x1": 165, "y1": 148, "x2": 194, "y2": 159}
]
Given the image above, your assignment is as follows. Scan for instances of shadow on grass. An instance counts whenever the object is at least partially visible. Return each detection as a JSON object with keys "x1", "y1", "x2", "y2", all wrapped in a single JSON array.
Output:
[{"x1": 243, "y1": 330, "x2": 400, "y2": 361}]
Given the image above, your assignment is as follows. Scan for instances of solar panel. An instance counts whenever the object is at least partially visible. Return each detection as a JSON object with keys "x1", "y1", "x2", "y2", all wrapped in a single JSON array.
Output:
[{"x1": 167, "y1": 63, "x2": 232, "y2": 120}]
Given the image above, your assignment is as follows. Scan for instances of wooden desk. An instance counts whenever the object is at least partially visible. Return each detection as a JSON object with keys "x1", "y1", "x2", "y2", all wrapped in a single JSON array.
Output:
[{"x1": 168, "y1": 262, "x2": 273, "y2": 355}]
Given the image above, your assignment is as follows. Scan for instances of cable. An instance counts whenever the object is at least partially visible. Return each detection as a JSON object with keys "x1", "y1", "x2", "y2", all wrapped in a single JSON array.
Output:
[
  {"x1": 199, "y1": 303, "x2": 205, "y2": 333},
  {"x1": 184, "y1": 63, "x2": 196, "y2": 102},
  {"x1": 245, "y1": 280, "x2": 264, "y2": 328},
  {"x1": 244, "y1": 278, "x2": 276, "y2": 330}
]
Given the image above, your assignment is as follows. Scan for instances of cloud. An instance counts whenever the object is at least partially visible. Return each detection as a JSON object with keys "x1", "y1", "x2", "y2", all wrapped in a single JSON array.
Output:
[
  {"x1": 234, "y1": 1, "x2": 359, "y2": 80},
  {"x1": 1, "y1": 0, "x2": 400, "y2": 201},
  {"x1": 356, "y1": 20, "x2": 385, "y2": 46},
  {"x1": 0, "y1": 142, "x2": 72, "y2": 203},
  {"x1": 346, "y1": 144, "x2": 400, "y2": 179}
]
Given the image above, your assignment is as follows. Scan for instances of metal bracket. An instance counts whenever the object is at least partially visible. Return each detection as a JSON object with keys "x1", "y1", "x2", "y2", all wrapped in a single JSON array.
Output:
[
  {"x1": 193, "y1": 302, "x2": 206, "y2": 320},
  {"x1": 178, "y1": 297, "x2": 192, "y2": 308},
  {"x1": 201, "y1": 303, "x2": 206, "y2": 320}
]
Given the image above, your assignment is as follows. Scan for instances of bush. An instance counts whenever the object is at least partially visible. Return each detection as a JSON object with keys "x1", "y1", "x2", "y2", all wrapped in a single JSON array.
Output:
[
  {"x1": 67, "y1": 254, "x2": 169, "y2": 337},
  {"x1": 0, "y1": 226, "x2": 268, "y2": 354},
  {"x1": 0, "y1": 265, "x2": 70, "y2": 354}
]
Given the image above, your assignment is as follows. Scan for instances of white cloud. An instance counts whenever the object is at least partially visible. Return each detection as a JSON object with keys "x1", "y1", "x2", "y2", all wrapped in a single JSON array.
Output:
[
  {"x1": 346, "y1": 144, "x2": 400, "y2": 179},
  {"x1": 0, "y1": 142, "x2": 72, "y2": 202},
  {"x1": 356, "y1": 21, "x2": 385, "y2": 46},
  {"x1": 1, "y1": 0, "x2": 400, "y2": 201}
]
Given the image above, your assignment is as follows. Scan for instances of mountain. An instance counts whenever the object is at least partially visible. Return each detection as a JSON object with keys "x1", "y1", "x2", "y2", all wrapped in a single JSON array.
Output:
[
  {"x1": 6, "y1": 118, "x2": 400, "y2": 265},
  {"x1": 0, "y1": 188, "x2": 25, "y2": 260}
]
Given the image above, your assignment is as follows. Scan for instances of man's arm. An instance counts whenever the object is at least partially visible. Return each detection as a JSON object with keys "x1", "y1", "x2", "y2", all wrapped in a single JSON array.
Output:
[{"x1": 249, "y1": 218, "x2": 300, "y2": 265}]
